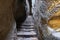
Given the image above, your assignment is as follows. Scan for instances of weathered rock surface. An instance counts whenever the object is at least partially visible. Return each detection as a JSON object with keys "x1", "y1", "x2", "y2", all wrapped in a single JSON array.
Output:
[{"x1": 0, "y1": 0, "x2": 15, "y2": 40}]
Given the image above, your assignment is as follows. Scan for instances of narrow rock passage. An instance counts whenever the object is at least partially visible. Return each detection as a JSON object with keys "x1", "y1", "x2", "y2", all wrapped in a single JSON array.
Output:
[{"x1": 17, "y1": 15, "x2": 38, "y2": 40}]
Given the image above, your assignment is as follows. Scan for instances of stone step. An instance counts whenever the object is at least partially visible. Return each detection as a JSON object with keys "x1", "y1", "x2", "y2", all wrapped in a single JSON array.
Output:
[
  {"x1": 17, "y1": 31, "x2": 36, "y2": 36},
  {"x1": 19, "y1": 29, "x2": 35, "y2": 32},
  {"x1": 20, "y1": 26, "x2": 34, "y2": 29},
  {"x1": 21, "y1": 26, "x2": 34, "y2": 28},
  {"x1": 17, "y1": 28, "x2": 35, "y2": 31},
  {"x1": 17, "y1": 37, "x2": 38, "y2": 40},
  {"x1": 16, "y1": 15, "x2": 38, "y2": 40},
  {"x1": 22, "y1": 23, "x2": 34, "y2": 26},
  {"x1": 22, "y1": 16, "x2": 34, "y2": 26},
  {"x1": 25, "y1": 16, "x2": 34, "y2": 21},
  {"x1": 24, "y1": 20, "x2": 34, "y2": 23}
]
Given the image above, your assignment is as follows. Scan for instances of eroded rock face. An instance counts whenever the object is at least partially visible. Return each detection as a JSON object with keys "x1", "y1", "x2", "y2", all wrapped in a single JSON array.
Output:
[
  {"x1": 13, "y1": 0, "x2": 27, "y2": 30},
  {"x1": 0, "y1": 0, "x2": 14, "y2": 40}
]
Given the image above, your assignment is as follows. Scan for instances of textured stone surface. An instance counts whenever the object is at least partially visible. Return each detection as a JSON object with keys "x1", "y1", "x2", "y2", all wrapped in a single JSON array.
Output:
[
  {"x1": 17, "y1": 15, "x2": 38, "y2": 40},
  {"x1": 33, "y1": 0, "x2": 60, "y2": 40},
  {"x1": 0, "y1": 0, "x2": 14, "y2": 40}
]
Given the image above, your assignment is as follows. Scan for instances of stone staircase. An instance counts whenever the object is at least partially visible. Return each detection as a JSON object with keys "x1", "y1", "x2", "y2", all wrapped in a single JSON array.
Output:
[{"x1": 17, "y1": 15, "x2": 38, "y2": 40}]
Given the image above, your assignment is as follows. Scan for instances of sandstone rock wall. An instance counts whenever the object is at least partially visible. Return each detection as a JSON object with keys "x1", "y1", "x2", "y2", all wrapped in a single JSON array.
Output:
[
  {"x1": 13, "y1": 0, "x2": 26, "y2": 20},
  {"x1": 34, "y1": 0, "x2": 60, "y2": 40},
  {"x1": 0, "y1": 0, "x2": 15, "y2": 40}
]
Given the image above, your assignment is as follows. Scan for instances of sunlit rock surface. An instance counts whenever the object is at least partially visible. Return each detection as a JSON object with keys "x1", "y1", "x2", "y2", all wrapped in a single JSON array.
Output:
[
  {"x1": 48, "y1": 16, "x2": 60, "y2": 32},
  {"x1": 32, "y1": 0, "x2": 60, "y2": 40}
]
